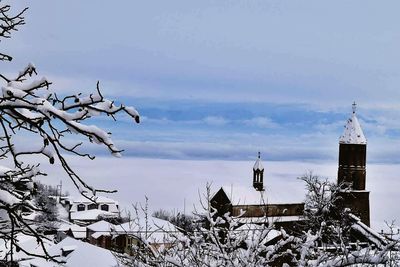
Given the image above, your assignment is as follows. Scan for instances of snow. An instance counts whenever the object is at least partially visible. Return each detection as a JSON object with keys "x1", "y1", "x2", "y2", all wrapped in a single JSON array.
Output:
[
  {"x1": 236, "y1": 223, "x2": 281, "y2": 241},
  {"x1": 87, "y1": 220, "x2": 114, "y2": 233},
  {"x1": 236, "y1": 215, "x2": 303, "y2": 224},
  {"x1": 91, "y1": 232, "x2": 108, "y2": 239},
  {"x1": 56, "y1": 221, "x2": 87, "y2": 239},
  {"x1": 0, "y1": 233, "x2": 54, "y2": 263},
  {"x1": 0, "y1": 189, "x2": 20, "y2": 205},
  {"x1": 24, "y1": 237, "x2": 119, "y2": 267},
  {"x1": 339, "y1": 111, "x2": 367, "y2": 145},
  {"x1": 114, "y1": 217, "x2": 181, "y2": 244},
  {"x1": 61, "y1": 245, "x2": 77, "y2": 252},
  {"x1": 349, "y1": 213, "x2": 387, "y2": 248},
  {"x1": 57, "y1": 203, "x2": 69, "y2": 220},
  {"x1": 221, "y1": 183, "x2": 303, "y2": 206}
]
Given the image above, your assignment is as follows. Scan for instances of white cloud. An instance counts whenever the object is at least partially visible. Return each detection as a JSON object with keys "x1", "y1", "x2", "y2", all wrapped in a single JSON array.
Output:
[
  {"x1": 203, "y1": 116, "x2": 228, "y2": 126},
  {"x1": 243, "y1": 117, "x2": 279, "y2": 128}
]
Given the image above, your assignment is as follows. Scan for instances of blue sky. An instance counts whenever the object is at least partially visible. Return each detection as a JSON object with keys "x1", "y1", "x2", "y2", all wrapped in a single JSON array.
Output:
[{"x1": 3, "y1": 0, "x2": 400, "y2": 163}]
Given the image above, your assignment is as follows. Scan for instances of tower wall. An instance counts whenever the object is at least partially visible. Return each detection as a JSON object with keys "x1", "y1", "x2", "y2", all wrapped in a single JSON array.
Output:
[
  {"x1": 338, "y1": 143, "x2": 366, "y2": 190},
  {"x1": 337, "y1": 142, "x2": 370, "y2": 226},
  {"x1": 338, "y1": 191, "x2": 370, "y2": 226}
]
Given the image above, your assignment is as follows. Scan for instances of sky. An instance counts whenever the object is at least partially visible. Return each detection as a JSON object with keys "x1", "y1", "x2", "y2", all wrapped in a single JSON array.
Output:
[
  {"x1": 2, "y1": 1, "x2": 400, "y2": 229},
  {"x1": 3, "y1": 0, "x2": 400, "y2": 163}
]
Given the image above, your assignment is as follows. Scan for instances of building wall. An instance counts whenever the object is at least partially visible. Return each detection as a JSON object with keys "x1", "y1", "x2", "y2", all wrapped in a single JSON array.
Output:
[{"x1": 232, "y1": 203, "x2": 304, "y2": 217}]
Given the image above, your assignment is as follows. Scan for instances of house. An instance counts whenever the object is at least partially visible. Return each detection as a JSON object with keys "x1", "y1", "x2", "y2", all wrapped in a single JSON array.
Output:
[
  {"x1": 125, "y1": 217, "x2": 180, "y2": 251},
  {"x1": 83, "y1": 216, "x2": 181, "y2": 255},
  {"x1": 211, "y1": 103, "x2": 372, "y2": 231},
  {"x1": 86, "y1": 220, "x2": 115, "y2": 249},
  {"x1": 113, "y1": 217, "x2": 181, "y2": 254},
  {"x1": 68, "y1": 194, "x2": 120, "y2": 225}
]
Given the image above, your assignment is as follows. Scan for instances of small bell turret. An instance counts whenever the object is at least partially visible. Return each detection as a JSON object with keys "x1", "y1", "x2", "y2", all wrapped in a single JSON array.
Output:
[{"x1": 253, "y1": 152, "x2": 264, "y2": 191}]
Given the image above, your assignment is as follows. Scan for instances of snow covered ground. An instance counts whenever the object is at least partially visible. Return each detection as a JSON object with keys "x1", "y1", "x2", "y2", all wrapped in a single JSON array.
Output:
[{"x1": 37, "y1": 156, "x2": 399, "y2": 232}]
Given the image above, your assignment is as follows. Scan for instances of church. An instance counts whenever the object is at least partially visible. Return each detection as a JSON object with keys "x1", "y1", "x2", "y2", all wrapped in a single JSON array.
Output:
[{"x1": 211, "y1": 103, "x2": 373, "y2": 230}]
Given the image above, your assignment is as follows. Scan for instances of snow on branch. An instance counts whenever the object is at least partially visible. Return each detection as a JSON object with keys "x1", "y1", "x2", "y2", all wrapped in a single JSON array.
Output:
[
  {"x1": 0, "y1": 61, "x2": 140, "y2": 263},
  {"x1": 0, "y1": 65, "x2": 140, "y2": 194},
  {"x1": 0, "y1": 3, "x2": 28, "y2": 62}
]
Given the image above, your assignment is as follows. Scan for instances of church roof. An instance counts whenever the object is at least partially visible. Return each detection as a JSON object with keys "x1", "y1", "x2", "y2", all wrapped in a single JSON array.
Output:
[
  {"x1": 253, "y1": 152, "x2": 264, "y2": 171},
  {"x1": 339, "y1": 103, "x2": 367, "y2": 145}
]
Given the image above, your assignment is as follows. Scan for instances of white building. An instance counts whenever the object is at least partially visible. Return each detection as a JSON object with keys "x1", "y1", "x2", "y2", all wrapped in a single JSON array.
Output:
[{"x1": 68, "y1": 195, "x2": 120, "y2": 225}]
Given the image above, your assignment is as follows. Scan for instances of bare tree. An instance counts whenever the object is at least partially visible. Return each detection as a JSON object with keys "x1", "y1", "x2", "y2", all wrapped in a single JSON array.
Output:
[
  {"x1": 0, "y1": 1, "x2": 139, "y2": 265},
  {"x1": 298, "y1": 172, "x2": 398, "y2": 266}
]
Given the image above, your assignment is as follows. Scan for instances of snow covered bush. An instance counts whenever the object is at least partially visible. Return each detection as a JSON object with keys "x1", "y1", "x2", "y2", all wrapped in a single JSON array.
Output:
[{"x1": 0, "y1": 2, "x2": 139, "y2": 264}]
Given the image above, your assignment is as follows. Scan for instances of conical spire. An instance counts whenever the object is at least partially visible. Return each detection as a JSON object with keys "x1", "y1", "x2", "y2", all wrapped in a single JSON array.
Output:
[
  {"x1": 253, "y1": 152, "x2": 264, "y2": 171},
  {"x1": 339, "y1": 102, "x2": 367, "y2": 145}
]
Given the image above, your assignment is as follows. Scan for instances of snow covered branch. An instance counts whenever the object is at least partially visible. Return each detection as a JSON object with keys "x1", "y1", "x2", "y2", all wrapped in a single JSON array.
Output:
[
  {"x1": 0, "y1": 2, "x2": 140, "y2": 264},
  {"x1": 0, "y1": 2, "x2": 27, "y2": 62}
]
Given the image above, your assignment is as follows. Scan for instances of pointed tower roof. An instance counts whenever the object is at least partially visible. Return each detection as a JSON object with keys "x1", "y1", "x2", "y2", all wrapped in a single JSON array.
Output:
[
  {"x1": 339, "y1": 102, "x2": 367, "y2": 145},
  {"x1": 253, "y1": 152, "x2": 264, "y2": 171}
]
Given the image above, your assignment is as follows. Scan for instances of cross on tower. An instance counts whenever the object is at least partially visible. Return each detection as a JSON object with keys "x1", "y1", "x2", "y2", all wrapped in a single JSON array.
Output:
[{"x1": 352, "y1": 101, "x2": 357, "y2": 114}]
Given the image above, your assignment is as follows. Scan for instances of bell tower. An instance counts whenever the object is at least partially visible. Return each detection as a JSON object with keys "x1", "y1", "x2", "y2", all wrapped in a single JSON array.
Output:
[
  {"x1": 337, "y1": 102, "x2": 370, "y2": 226},
  {"x1": 338, "y1": 102, "x2": 367, "y2": 189},
  {"x1": 253, "y1": 152, "x2": 264, "y2": 191}
]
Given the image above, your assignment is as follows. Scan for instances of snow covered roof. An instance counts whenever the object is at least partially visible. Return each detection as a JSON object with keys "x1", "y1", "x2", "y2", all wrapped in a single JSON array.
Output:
[
  {"x1": 221, "y1": 183, "x2": 303, "y2": 206},
  {"x1": 234, "y1": 224, "x2": 282, "y2": 242},
  {"x1": 349, "y1": 213, "x2": 387, "y2": 248},
  {"x1": 71, "y1": 194, "x2": 119, "y2": 205},
  {"x1": 25, "y1": 237, "x2": 119, "y2": 267},
  {"x1": 56, "y1": 221, "x2": 87, "y2": 239},
  {"x1": 236, "y1": 215, "x2": 304, "y2": 224},
  {"x1": 114, "y1": 217, "x2": 182, "y2": 244},
  {"x1": 87, "y1": 220, "x2": 115, "y2": 233},
  {"x1": 339, "y1": 103, "x2": 367, "y2": 145},
  {"x1": 70, "y1": 209, "x2": 118, "y2": 221},
  {"x1": 253, "y1": 152, "x2": 264, "y2": 171}
]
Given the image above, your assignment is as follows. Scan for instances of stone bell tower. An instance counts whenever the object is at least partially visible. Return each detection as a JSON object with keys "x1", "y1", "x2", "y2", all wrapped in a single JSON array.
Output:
[
  {"x1": 253, "y1": 152, "x2": 264, "y2": 191},
  {"x1": 337, "y1": 102, "x2": 370, "y2": 226}
]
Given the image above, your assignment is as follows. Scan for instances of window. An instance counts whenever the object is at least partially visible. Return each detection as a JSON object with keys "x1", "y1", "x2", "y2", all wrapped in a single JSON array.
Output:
[
  {"x1": 77, "y1": 204, "x2": 85, "y2": 211},
  {"x1": 100, "y1": 204, "x2": 109, "y2": 211},
  {"x1": 88, "y1": 203, "x2": 98, "y2": 210}
]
